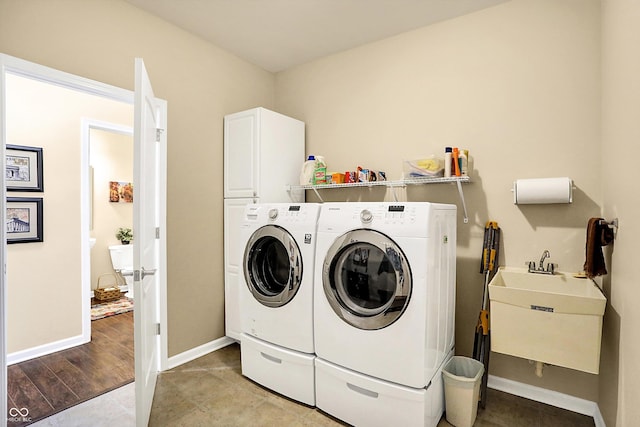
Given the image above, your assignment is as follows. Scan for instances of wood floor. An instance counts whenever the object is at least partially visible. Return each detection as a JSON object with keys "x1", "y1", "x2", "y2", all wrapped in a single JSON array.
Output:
[{"x1": 7, "y1": 311, "x2": 134, "y2": 426}]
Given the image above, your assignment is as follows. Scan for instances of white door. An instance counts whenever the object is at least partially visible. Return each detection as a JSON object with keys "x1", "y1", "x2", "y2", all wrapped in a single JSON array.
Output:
[{"x1": 134, "y1": 58, "x2": 166, "y2": 427}]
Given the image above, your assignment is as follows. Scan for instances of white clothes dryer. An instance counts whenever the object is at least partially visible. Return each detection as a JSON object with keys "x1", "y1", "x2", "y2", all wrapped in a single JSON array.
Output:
[
  {"x1": 238, "y1": 203, "x2": 320, "y2": 405},
  {"x1": 313, "y1": 202, "x2": 456, "y2": 426}
]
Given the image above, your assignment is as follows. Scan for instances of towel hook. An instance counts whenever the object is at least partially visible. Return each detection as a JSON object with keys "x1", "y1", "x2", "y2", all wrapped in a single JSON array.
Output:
[{"x1": 599, "y1": 218, "x2": 618, "y2": 237}]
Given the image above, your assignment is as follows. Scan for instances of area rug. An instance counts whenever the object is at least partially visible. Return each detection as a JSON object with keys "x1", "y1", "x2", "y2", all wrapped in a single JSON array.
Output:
[{"x1": 91, "y1": 297, "x2": 134, "y2": 321}]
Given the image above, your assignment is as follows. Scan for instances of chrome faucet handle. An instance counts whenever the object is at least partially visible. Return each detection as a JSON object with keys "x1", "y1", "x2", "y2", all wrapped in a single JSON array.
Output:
[{"x1": 546, "y1": 263, "x2": 556, "y2": 274}]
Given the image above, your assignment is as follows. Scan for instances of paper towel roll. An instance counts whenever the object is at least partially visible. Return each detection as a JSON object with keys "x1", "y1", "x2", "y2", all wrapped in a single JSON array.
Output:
[{"x1": 513, "y1": 177, "x2": 573, "y2": 204}]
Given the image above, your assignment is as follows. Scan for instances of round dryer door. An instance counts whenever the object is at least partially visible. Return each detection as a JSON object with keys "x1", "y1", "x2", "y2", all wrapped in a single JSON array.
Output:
[
  {"x1": 323, "y1": 229, "x2": 412, "y2": 330},
  {"x1": 244, "y1": 225, "x2": 303, "y2": 308}
]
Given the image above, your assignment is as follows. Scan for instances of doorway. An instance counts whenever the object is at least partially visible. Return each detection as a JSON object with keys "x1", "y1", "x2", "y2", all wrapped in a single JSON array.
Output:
[
  {"x1": 84, "y1": 120, "x2": 135, "y2": 326},
  {"x1": 1, "y1": 54, "x2": 168, "y2": 425},
  {"x1": 5, "y1": 73, "x2": 134, "y2": 363}
]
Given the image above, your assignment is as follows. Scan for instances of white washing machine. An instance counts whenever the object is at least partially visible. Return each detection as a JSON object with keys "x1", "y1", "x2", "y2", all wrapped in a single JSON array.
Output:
[
  {"x1": 313, "y1": 202, "x2": 456, "y2": 426},
  {"x1": 238, "y1": 203, "x2": 320, "y2": 405}
]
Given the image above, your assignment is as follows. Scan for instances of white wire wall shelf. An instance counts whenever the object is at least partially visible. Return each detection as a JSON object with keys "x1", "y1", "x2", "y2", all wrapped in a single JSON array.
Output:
[{"x1": 287, "y1": 176, "x2": 471, "y2": 223}]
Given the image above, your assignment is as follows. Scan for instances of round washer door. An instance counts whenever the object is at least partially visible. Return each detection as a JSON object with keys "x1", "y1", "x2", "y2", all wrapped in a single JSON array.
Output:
[
  {"x1": 244, "y1": 225, "x2": 303, "y2": 308},
  {"x1": 323, "y1": 229, "x2": 412, "y2": 330}
]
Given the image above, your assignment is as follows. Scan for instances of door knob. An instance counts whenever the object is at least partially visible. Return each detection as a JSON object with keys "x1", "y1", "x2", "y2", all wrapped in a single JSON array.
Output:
[
  {"x1": 141, "y1": 267, "x2": 157, "y2": 279},
  {"x1": 134, "y1": 268, "x2": 157, "y2": 281}
]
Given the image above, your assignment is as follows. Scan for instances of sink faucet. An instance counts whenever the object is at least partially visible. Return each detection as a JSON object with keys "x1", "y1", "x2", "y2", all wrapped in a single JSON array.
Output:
[
  {"x1": 527, "y1": 250, "x2": 556, "y2": 275},
  {"x1": 539, "y1": 250, "x2": 550, "y2": 271}
]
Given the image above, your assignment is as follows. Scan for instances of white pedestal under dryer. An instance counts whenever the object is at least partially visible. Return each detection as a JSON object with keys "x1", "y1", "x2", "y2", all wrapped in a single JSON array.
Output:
[
  {"x1": 238, "y1": 203, "x2": 320, "y2": 406},
  {"x1": 313, "y1": 202, "x2": 457, "y2": 427}
]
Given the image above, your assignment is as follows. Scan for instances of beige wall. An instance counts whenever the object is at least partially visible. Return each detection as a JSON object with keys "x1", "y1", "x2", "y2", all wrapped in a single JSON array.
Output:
[
  {"x1": 276, "y1": 0, "x2": 602, "y2": 402},
  {"x1": 0, "y1": 0, "x2": 276, "y2": 356},
  {"x1": 90, "y1": 128, "x2": 134, "y2": 289},
  {"x1": 3, "y1": 0, "x2": 637, "y2": 423},
  {"x1": 6, "y1": 74, "x2": 132, "y2": 353},
  {"x1": 600, "y1": 1, "x2": 640, "y2": 426}
]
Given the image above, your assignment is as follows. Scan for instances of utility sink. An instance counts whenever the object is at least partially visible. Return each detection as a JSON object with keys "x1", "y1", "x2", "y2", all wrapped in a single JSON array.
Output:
[
  {"x1": 488, "y1": 267, "x2": 606, "y2": 374},
  {"x1": 489, "y1": 267, "x2": 606, "y2": 315}
]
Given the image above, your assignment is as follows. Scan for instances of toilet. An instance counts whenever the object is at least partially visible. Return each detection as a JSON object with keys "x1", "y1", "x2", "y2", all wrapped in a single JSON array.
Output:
[{"x1": 108, "y1": 244, "x2": 134, "y2": 299}]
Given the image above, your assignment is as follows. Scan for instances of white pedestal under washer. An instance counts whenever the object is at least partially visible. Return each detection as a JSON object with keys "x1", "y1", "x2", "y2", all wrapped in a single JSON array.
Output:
[
  {"x1": 238, "y1": 203, "x2": 320, "y2": 405},
  {"x1": 313, "y1": 202, "x2": 457, "y2": 426}
]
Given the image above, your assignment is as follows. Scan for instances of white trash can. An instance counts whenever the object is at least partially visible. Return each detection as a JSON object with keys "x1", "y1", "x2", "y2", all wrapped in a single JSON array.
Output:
[{"x1": 442, "y1": 356, "x2": 485, "y2": 427}]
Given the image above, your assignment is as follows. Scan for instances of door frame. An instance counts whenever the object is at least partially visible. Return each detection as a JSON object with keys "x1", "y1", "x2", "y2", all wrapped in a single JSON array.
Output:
[{"x1": 0, "y1": 53, "x2": 169, "y2": 418}]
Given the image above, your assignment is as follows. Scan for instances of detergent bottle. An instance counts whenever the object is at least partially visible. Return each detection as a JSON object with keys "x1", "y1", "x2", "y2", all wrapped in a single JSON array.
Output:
[
  {"x1": 313, "y1": 156, "x2": 327, "y2": 185},
  {"x1": 300, "y1": 155, "x2": 317, "y2": 185}
]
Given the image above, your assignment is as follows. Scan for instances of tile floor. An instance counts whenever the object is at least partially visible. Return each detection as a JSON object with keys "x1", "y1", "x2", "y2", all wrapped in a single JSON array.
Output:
[
  {"x1": 149, "y1": 343, "x2": 594, "y2": 427},
  {"x1": 28, "y1": 342, "x2": 596, "y2": 426},
  {"x1": 28, "y1": 382, "x2": 135, "y2": 427}
]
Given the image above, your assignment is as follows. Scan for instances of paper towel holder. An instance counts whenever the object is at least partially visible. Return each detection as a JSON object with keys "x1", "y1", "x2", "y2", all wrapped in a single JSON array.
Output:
[{"x1": 512, "y1": 177, "x2": 574, "y2": 205}]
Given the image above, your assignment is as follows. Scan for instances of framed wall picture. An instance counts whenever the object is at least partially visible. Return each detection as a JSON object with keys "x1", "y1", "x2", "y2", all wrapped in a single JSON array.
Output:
[
  {"x1": 109, "y1": 181, "x2": 133, "y2": 203},
  {"x1": 6, "y1": 144, "x2": 44, "y2": 192},
  {"x1": 6, "y1": 197, "x2": 44, "y2": 244}
]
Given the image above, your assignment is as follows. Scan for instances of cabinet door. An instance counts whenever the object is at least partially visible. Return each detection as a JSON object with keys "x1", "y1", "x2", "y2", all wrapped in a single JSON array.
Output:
[
  {"x1": 224, "y1": 198, "x2": 254, "y2": 339},
  {"x1": 224, "y1": 109, "x2": 258, "y2": 198}
]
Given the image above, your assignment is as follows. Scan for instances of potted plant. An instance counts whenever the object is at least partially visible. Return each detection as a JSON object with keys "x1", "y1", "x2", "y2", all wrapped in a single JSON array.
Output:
[{"x1": 116, "y1": 227, "x2": 133, "y2": 245}]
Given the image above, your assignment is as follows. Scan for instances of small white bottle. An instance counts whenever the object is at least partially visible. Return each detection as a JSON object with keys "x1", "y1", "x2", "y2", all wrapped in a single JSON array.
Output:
[
  {"x1": 444, "y1": 147, "x2": 452, "y2": 178},
  {"x1": 459, "y1": 149, "x2": 468, "y2": 176}
]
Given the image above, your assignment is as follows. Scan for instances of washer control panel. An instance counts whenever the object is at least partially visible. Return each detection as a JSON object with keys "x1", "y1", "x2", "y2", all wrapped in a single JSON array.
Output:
[
  {"x1": 318, "y1": 202, "x2": 438, "y2": 236},
  {"x1": 354, "y1": 204, "x2": 417, "y2": 225},
  {"x1": 360, "y1": 209, "x2": 373, "y2": 224},
  {"x1": 267, "y1": 205, "x2": 308, "y2": 223}
]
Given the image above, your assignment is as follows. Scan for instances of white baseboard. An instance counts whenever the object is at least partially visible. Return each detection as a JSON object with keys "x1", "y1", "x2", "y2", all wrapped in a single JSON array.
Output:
[
  {"x1": 488, "y1": 375, "x2": 605, "y2": 427},
  {"x1": 165, "y1": 336, "x2": 237, "y2": 371},
  {"x1": 7, "y1": 334, "x2": 89, "y2": 365},
  {"x1": 593, "y1": 407, "x2": 606, "y2": 427}
]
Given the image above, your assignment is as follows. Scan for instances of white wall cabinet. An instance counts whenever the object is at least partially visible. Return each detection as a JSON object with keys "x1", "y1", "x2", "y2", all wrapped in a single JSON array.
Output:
[
  {"x1": 224, "y1": 107, "x2": 305, "y2": 200},
  {"x1": 223, "y1": 107, "x2": 304, "y2": 340}
]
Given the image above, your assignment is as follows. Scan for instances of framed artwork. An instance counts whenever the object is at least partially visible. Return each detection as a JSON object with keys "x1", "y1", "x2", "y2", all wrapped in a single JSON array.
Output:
[
  {"x1": 109, "y1": 181, "x2": 133, "y2": 203},
  {"x1": 6, "y1": 144, "x2": 44, "y2": 192},
  {"x1": 6, "y1": 197, "x2": 44, "y2": 244}
]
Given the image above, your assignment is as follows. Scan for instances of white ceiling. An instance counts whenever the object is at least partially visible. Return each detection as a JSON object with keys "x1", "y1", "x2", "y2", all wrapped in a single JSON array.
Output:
[{"x1": 125, "y1": 0, "x2": 508, "y2": 72}]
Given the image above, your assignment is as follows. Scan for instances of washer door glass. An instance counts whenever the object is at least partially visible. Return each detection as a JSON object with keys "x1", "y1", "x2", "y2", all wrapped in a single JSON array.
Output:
[
  {"x1": 323, "y1": 229, "x2": 412, "y2": 330},
  {"x1": 244, "y1": 225, "x2": 302, "y2": 308}
]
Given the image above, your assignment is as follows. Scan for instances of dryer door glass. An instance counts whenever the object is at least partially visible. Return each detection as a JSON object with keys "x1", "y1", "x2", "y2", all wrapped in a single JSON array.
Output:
[
  {"x1": 323, "y1": 229, "x2": 412, "y2": 330},
  {"x1": 244, "y1": 225, "x2": 302, "y2": 308}
]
